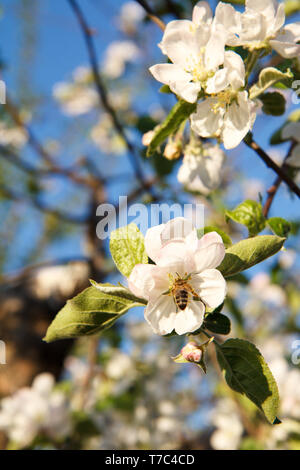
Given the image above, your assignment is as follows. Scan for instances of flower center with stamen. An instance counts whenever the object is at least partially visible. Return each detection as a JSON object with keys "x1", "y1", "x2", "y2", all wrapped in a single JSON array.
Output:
[{"x1": 212, "y1": 89, "x2": 238, "y2": 114}]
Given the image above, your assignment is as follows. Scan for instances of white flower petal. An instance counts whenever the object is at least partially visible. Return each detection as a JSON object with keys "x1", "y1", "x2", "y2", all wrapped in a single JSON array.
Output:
[
  {"x1": 174, "y1": 300, "x2": 205, "y2": 335},
  {"x1": 174, "y1": 81, "x2": 201, "y2": 103},
  {"x1": 194, "y1": 232, "x2": 225, "y2": 272},
  {"x1": 281, "y1": 122, "x2": 300, "y2": 142},
  {"x1": 160, "y1": 217, "x2": 198, "y2": 248},
  {"x1": 246, "y1": 0, "x2": 276, "y2": 19},
  {"x1": 144, "y1": 223, "x2": 165, "y2": 262},
  {"x1": 149, "y1": 63, "x2": 191, "y2": 88},
  {"x1": 192, "y1": 1, "x2": 212, "y2": 24},
  {"x1": 128, "y1": 263, "x2": 169, "y2": 301},
  {"x1": 193, "y1": 269, "x2": 226, "y2": 309},
  {"x1": 273, "y1": 2, "x2": 286, "y2": 33},
  {"x1": 270, "y1": 22, "x2": 300, "y2": 58},
  {"x1": 214, "y1": 3, "x2": 241, "y2": 46},
  {"x1": 222, "y1": 91, "x2": 253, "y2": 149},
  {"x1": 191, "y1": 98, "x2": 224, "y2": 138},
  {"x1": 144, "y1": 295, "x2": 177, "y2": 335},
  {"x1": 205, "y1": 68, "x2": 229, "y2": 94},
  {"x1": 224, "y1": 51, "x2": 245, "y2": 90},
  {"x1": 160, "y1": 20, "x2": 200, "y2": 67},
  {"x1": 204, "y1": 29, "x2": 226, "y2": 71}
]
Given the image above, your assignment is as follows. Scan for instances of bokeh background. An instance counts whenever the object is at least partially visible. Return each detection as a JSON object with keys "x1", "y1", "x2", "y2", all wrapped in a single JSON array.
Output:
[{"x1": 0, "y1": 0, "x2": 299, "y2": 450}]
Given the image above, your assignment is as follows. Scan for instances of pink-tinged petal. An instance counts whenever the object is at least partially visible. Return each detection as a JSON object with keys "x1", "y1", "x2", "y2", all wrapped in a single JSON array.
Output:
[
  {"x1": 144, "y1": 223, "x2": 165, "y2": 262},
  {"x1": 144, "y1": 295, "x2": 176, "y2": 335},
  {"x1": 174, "y1": 300, "x2": 205, "y2": 335},
  {"x1": 128, "y1": 264, "x2": 157, "y2": 299},
  {"x1": 222, "y1": 91, "x2": 253, "y2": 149},
  {"x1": 156, "y1": 240, "x2": 189, "y2": 270},
  {"x1": 192, "y1": 1, "x2": 212, "y2": 24},
  {"x1": 194, "y1": 232, "x2": 225, "y2": 272},
  {"x1": 160, "y1": 217, "x2": 197, "y2": 248},
  {"x1": 193, "y1": 269, "x2": 226, "y2": 309},
  {"x1": 128, "y1": 264, "x2": 169, "y2": 300}
]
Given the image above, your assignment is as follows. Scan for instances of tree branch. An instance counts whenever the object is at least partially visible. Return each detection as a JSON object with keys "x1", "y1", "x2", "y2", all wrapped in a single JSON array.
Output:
[
  {"x1": 135, "y1": 0, "x2": 166, "y2": 31},
  {"x1": 244, "y1": 133, "x2": 300, "y2": 200},
  {"x1": 67, "y1": 0, "x2": 157, "y2": 199}
]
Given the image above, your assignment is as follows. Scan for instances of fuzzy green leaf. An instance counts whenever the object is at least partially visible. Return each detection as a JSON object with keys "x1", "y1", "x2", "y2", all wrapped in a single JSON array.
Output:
[
  {"x1": 203, "y1": 226, "x2": 232, "y2": 248},
  {"x1": 109, "y1": 223, "x2": 148, "y2": 277},
  {"x1": 267, "y1": 217, "x2": 292, "y2": 238},
  {"x1": 218, "y1": 235, "x2": 286, "y2": 278},
  {"x1": 226, "y1": 200, "x2": 265, "y2": 236},
  {"x1": 216, "y1": 339, "x2": 280, "y2": 424},
  {"x1": 146, "y1": 99, "x2": 196, "y2": 156},
  {"x1": 249, "y1": 67, "x2": 293, "y2": 100},
  {"x1": 44, "y1": 283, "x2": 147, "y2": 343}
]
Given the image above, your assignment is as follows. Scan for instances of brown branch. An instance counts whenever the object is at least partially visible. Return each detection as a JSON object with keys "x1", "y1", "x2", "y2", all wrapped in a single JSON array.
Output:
[
  {"x1": 263, "y1": 143, "x2": 296, "y2": 218},
  {"x1": 67, "y1": 0, "x2": 157, "y2": 200},
  {"x1": 244, "y1": 133, "x2": 300, "y2": 200},
  {"x1": 135, "y1": 0, "x2": 166, "y2": 31}
]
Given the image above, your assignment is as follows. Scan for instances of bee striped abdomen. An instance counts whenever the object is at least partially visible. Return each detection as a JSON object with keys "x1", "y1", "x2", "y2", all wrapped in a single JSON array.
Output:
[{"x1": 175, "y1": 289, "x2": 189, "y2": 311}]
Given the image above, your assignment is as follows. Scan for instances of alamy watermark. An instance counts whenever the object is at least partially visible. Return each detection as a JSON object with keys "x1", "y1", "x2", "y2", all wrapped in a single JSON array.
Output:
[
  {"x1": 0, "y1": 340, "x2": 6, "y2": 365},
  {"x1": 95, "y1": 196, "x2": 205, "y2": 240},
  {"x1": 291, "y1": 340, "x2": 300, "y2": 366},
  {"x1": 0, "y1": 80, "x2": 6, "y2": 104}
]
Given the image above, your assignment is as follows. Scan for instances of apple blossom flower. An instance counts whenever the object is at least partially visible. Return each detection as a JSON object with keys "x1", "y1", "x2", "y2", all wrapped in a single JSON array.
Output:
[
  {"x1": 102, "y1": 41, "x2": 140, "y2": 79},
  {"x1": 0, "y1": 373, "x2": 71, "y2": 448},
  {"x1": 190, "y1": 51, "x2": 257, "y2": 149},
  {"x1": 149, "y1": 2, "x2": 229, "y2": 103},
  {"x1": 281, "y1": 122, "x2": 300, "y2": 168},
  {"x1": 229, "y1": 0, "x2": 300, "y2": 58},
  {"x1": 128, "y1": 217, "x2": 226, "y2": 336},
  {"x1": 118, "y1": 1, "x2": 145, "y2": 35},
  {"x1": 177, "y1": 143, "x2": 226, "y2": 194},
  {"x1": 180, "y1": 342, "x2": 202, "y2": 363}
]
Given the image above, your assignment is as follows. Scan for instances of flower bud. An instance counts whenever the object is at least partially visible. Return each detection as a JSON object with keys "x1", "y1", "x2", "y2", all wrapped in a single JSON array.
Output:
[
  {"x1": 142, "y1": 130, "x2": 154, "y2": 146},
  {"x1": 163, "y1": 141, "x2": 181, "y2": 160},
  {"x1": 180, "y1": 342, "x2": 202, "y2": 363}
]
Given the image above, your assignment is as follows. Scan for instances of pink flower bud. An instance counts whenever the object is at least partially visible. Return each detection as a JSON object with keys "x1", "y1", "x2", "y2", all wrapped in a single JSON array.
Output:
[
  {"x1": 181, "y1": 342, "x2": 202, "y2": 363},
  {"x1": 163, "y1": 142, "x2": 181, "y2": 160}
]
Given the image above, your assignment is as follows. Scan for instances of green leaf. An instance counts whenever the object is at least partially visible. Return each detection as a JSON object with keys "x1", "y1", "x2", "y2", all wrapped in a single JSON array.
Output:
[
  {"x1": 249, "y1": 67, "x2": 293, "y2": 100},
  {"x1": 203, "y1": 313, "x2": 231, "y2": 335},
  {"x1": 44, "y1": 283, "x2": 147, "y2": 343},
  {"x1": 260, "y1": 92, "x2": 286, "y2": 116},
  {"x1": 285, "y1": 0, "x2": 300, "y2": 17},
  {"x1": 216, "y1": 339, "x2": 280, "y2": 424},
  {"x1": 109, "y1": 223, "x2": 148, "y2": 277},
  {"x1": 267, "y1": 217, "x2": 292, "y2": 237},
  {"x1": 218, "y1": 235, "x2": 286, "y2": 278},
  {"x1": 226, "y1": 200, "x2": 266, "y2": 237},
  {"x1": 146, "y1": 99, "x2": 196, "y2": 156},
  {"x1": 203, "y1": 226, "x2": 232, "y2": 248}
]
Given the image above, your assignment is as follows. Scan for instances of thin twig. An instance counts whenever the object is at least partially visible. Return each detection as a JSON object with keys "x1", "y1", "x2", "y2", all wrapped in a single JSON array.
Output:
[
  {"x1": 4, "y1": 96, "x2": 96, "y2": 189},
  {"x1": 244, "y1": 133, "x2": 300, "y2": 199},
  {"x1": 67, "y1": 0, "x2": 156, "y2": 199},
  {"x1": 263, "y1": 143, "x2": 296, "y2": 218},
  {"x1": 135, "y1": 0, "x2": 166, "y2": 31}
]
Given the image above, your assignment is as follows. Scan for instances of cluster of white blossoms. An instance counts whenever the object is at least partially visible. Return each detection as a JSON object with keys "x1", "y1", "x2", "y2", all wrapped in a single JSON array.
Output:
[
  {"x1": 0, "y1": 121, "x2": 28, "y2": 149},
  {"x1": 128, "y1": 217, "x2": 226, "y2": 335},
  {"x1": 0, "y1": 374, "x2": 71, "y2": 448},
  {"x1": 177, "y1": 142, "x2": 226, "y2": 194},
  {"x1": 150, "y1": 0, "x2": 300, "y2": 149},
  {"x1": 102, "y1": 40, "x2": 140, "y2": 79}
]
